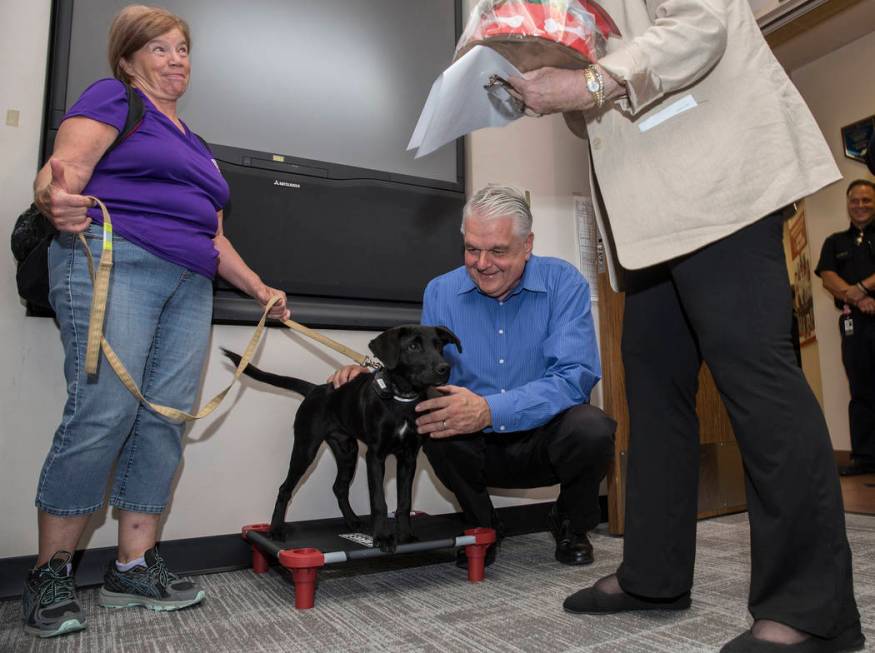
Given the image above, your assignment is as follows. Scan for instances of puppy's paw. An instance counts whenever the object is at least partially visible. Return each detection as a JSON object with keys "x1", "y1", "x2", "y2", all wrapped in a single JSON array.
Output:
[
  {"x1": 373, "y1": 532, "x2": 397, "y2": 553},
  {"x1": 345, "y1": 516, "x2": 363, "y2": 531}
]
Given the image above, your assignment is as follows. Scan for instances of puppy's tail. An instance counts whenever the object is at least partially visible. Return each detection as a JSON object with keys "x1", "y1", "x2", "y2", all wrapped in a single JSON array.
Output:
[{"x1": 221, "y1": 348, "x2": 316, "y2": 396}]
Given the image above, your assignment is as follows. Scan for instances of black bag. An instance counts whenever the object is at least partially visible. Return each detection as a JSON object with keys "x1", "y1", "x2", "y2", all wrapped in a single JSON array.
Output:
[
  {"x1": 12, "y1": 205, "x2": 57, "y2": 314},
  {"x1": 11, "y1": 84, "x2": 144, "y2": 315}
]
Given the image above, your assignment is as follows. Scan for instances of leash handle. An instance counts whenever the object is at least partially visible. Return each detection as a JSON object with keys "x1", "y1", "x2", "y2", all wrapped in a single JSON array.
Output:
[{"x1": 82, "y1": 198, "x2": 113, "y2": 375}]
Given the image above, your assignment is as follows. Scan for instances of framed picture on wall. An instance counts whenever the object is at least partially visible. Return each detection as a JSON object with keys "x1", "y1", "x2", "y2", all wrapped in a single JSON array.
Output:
[
  {"x1": 841, "y1": 115, "x2": 875, "y2": 163},
  {"x1": 783, "y1": 204, "x2": 817, "y2": 347}
]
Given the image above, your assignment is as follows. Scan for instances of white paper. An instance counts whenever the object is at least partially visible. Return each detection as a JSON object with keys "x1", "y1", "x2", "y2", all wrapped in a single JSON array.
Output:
[
  {"x1": 408, "y1": 46, "x2": 525, "y2": 158},
  {"x1": 638, "y1": 94, "x2": 698, "y2": 133},
  {"x1": 574, "y1": 194, "x2": 600, "y2": 303}
]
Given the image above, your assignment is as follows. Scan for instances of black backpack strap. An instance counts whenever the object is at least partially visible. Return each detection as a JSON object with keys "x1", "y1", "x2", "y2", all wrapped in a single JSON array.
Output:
[
  {"x1": 103, "y1": 84, "x2": 210, "y2": 156},
  {"x1": 105, "y1": 83, "x2": 145, "y2": 156}
]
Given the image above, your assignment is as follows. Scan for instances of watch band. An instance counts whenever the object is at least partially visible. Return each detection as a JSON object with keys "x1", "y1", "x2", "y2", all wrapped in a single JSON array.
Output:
[{"x1": 584, "y1": 65, "x2": 605, "y2": 109}]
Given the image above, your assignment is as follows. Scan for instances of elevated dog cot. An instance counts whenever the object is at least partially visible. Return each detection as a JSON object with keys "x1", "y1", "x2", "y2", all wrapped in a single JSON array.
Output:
[{"x1": 242, "y1": 514, "x2": 496, "y2": 609}]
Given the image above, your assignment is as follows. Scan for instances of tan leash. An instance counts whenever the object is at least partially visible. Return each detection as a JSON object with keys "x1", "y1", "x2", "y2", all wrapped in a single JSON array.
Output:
[
  {"x1": 79, "y1": 197, "x2": 379, "y2": 423},
  {"x1": 280, "y1": 319, "x2": 380, "y2": 368}
]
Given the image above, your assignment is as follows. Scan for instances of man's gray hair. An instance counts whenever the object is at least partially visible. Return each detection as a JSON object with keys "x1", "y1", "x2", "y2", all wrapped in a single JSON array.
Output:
[{"x1": 461, "y1": 185, "x2": 533, "y2": 237}]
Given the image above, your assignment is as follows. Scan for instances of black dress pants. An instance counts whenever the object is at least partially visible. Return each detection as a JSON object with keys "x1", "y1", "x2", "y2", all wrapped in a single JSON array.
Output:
[
  {"x1": 617, "y1": 213, "x2": 858, "y2": 637},
  {"x1": 422, "y1": 404, "x2": 615, "y2": 533},
  {"x1": 840, "y1": 313, "x2": 875, "y2": 466}
]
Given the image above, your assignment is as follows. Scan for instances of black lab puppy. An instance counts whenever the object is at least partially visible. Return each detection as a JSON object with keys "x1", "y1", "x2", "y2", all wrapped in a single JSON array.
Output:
[{"x1": 223, "y1": 325, "x2": 461, "y2": 551}]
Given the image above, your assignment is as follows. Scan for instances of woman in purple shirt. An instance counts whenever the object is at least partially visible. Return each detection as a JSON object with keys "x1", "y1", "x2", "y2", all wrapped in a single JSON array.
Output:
[{"x1": 24, "y1": 6, "x2": 288, "y2": 638}]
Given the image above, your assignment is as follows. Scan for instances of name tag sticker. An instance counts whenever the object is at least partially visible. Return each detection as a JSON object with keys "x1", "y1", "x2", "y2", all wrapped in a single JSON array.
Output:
[{"x1": 638, "y1": 94, "x2": 698, "y2": 133}]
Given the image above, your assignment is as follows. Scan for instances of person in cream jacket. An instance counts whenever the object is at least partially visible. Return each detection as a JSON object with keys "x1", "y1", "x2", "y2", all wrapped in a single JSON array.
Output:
[{"x1": 510, "y1": 1, "x2": 860, "y2": 651}]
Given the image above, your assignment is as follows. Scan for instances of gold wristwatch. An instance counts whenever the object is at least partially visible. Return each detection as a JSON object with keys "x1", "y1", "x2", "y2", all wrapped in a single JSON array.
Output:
[{"x1": 583, "y1": 65, "x2": 605, "y2": 109}]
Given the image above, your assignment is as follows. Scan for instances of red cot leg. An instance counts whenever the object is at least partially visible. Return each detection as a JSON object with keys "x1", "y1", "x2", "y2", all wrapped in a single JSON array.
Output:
[
  {"x1": 241, "y1": 523, "x2": 272, "y2": 574},
  {"x1": 278, "y1": 548, "x2": 326, "y2": 609},
  {"x1": 463, "y1": 527, "x2": 497, "y2": 583}
]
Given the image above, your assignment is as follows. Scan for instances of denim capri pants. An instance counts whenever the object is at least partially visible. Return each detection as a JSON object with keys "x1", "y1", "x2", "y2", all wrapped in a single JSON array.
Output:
[{"x1": 36, "y1": 223, "x2": 212, "y2": 516}]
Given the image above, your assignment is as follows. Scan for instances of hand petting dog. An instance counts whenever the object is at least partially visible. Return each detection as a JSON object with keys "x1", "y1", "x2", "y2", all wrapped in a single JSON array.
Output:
[
  {"x1": 330, "y1": 366, "x2": 493, "y2": 437},
  {"x1": 327, "y1": 364, "x2": 368, "y2": 389},
  {"x1": 415, "y1": 385, "x2": 491, "y2": 438},
  {"x1": 331, "y1": 367, "x2": 492, "y2": 437}
]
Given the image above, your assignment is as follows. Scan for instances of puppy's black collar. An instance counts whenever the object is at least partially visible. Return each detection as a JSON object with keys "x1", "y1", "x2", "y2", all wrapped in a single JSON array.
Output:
[{"x1": 372, "y1": 370, "x2": 419, "y2": 403}]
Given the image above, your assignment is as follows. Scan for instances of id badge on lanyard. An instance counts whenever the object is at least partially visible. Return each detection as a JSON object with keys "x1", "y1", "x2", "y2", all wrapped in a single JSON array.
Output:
[
  {"x1": 844, "y1": 316, "x2": 855, "y2": 336},
  {"x1": 843, "y1": 304, "x2": 855, "y2": 336}
]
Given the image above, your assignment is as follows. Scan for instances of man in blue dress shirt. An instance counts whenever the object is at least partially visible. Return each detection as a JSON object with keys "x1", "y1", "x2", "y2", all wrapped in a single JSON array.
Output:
[
  {"x1": 415, "y1": 185, "x2": 614, "y2": 566},
  {"x1": 331, "y1": 185, "x2": 615, "y2": 565}
]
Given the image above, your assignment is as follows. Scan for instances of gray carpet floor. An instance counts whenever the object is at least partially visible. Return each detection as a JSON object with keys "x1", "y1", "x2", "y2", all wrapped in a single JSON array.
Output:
[{"x1": 2, "y1": 512, "x2": 873, "y2": 652}]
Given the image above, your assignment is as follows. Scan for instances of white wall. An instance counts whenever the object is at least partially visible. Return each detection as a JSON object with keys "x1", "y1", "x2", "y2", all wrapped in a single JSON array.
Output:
[
  {"x1": 1, "y1": 1, "x2": 62, "y2": 558},
  {"x1": 789, "y1": 30, "x2": 875, "y2": 452},
  {"x1": 0, "y1": 2, "x2": 592, "y2": 557}
]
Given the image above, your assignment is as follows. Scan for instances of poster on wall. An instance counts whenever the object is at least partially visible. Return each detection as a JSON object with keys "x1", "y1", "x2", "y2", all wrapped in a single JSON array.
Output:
[
  {"x1": 574, "y1": 194, "x2": 601, "y2": 303},
  {"x1": 785, "y1": 205, "x2": 816, "y2": 346}
]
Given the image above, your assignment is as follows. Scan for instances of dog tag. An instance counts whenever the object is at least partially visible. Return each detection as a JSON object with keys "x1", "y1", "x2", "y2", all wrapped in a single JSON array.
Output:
[{"x1": 844, "y1": 316, "x2": 855, "y2": 336}]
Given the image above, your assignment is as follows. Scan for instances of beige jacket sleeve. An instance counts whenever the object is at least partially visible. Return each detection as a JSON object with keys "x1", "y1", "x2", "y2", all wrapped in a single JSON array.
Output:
[{"x1": 598, "y1": 0, "x2": 728, "y2": 115}]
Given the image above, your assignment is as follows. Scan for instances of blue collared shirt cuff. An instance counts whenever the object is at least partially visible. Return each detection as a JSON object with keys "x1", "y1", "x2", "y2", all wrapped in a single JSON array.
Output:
[{"x1": 485, "y1": 393, "x2": 515, "y2": 434}]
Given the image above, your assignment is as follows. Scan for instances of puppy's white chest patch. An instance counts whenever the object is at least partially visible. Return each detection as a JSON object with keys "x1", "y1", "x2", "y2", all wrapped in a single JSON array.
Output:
[{"x1": 396, "y1": 421, "x2": 411, "y2": 439}]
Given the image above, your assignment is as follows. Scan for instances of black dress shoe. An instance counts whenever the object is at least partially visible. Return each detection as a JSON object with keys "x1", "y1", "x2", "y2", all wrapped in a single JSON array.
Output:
[
  {"x1": 720, "y1": 622, "x2": 864, "y2": 652},
  {"x1": 556, "y1": 530, "x2": 594, "y2": 565},
  {"x1": 563, "y1": 575, "x2": 691, "y2": 614},
  {"x1": 547, "y1": 505, "x2": 594, "y2": 565},
  {"x1": 455, "y1": 543, "x2": 497, "y2": 569}
]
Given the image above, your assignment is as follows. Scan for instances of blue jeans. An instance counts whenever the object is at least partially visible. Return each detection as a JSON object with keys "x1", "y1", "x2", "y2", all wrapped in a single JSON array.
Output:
[{"x1": 36, "y1": 224, "x2": 213, "y2": 516}]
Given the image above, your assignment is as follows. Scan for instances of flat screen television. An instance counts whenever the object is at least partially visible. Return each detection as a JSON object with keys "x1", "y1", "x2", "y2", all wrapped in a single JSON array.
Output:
[{"x1": 41, "y1": 0, "x2": 465, "y2": 329}]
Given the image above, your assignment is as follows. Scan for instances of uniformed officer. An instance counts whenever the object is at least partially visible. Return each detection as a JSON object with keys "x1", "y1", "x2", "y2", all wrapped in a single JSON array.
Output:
[{"x1": 816, "y1": 179, "x2": 875, "y2": 475}]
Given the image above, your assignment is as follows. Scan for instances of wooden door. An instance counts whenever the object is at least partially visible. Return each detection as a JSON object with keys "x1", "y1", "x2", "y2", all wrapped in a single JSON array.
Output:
[{"x1": 598, "y1": 271, "x2": 747, "y2": 535}]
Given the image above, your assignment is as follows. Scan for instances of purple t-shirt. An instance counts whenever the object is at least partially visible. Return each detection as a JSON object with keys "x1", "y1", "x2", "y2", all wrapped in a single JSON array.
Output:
[{"x1": 64, "y1": 78, "x2": 230, "y2": 279}]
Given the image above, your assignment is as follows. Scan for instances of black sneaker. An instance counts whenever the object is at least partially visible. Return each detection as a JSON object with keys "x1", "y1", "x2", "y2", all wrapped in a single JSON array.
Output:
[
  {"x1": 22, "y1": 551, "x2": 86, "y2": 638},
  {"x1": 98, "y1": 547, "x2": 205, "y2": 611}
]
